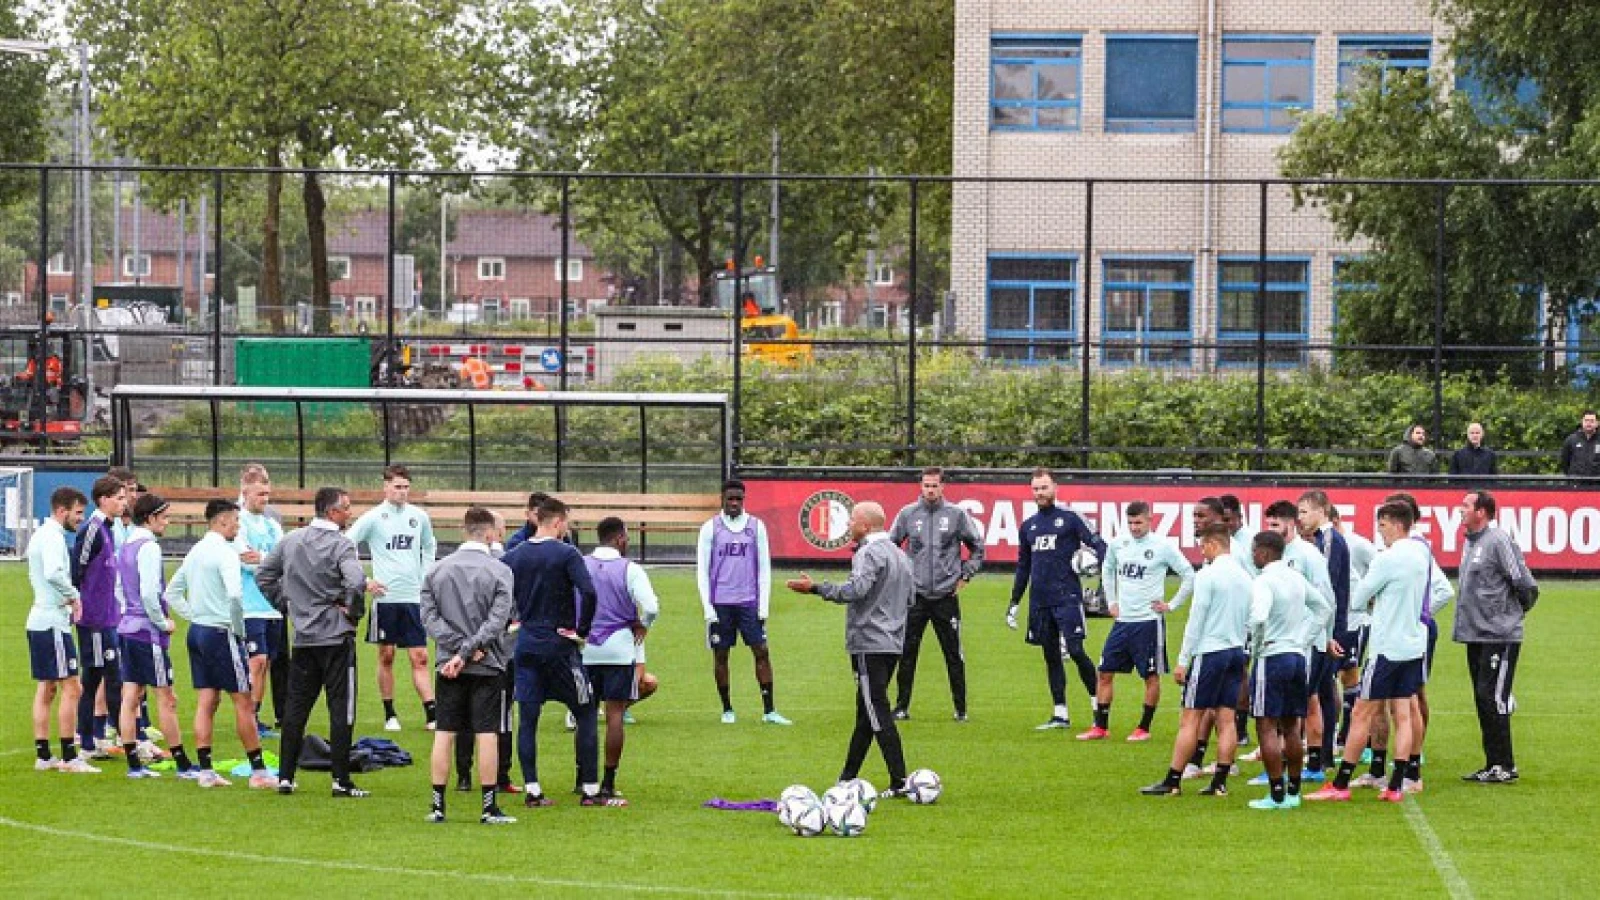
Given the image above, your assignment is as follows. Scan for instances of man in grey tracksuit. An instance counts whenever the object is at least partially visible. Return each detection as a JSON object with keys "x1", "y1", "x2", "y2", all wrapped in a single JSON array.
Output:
[
  {"x1": 787, "y1": 501, "x2": 914, "y2": 795},
  {"x1": 888, "y1": 467, "x2": 984, "y2": 721},
  {"x1": 1454, "y1": 489, "x2": 1539, "y2": 784},
  {"x1": 257, "y1": 486, "x2": 370, "y2": 797}
]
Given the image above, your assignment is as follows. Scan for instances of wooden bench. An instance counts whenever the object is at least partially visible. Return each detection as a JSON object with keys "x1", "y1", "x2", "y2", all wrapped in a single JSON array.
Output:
[{"x1": 150, "y1": 486, "x2": 722, "y2": 546}]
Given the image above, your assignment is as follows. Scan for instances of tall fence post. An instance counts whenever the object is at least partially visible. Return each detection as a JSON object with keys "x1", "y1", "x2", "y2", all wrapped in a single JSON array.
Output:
[
  {"x1": 556, "y1": 176, "x2": 570, "y2": 489},
  {"x1": 33, "y1": 167, "x2": 50, "y2": 446},
  {"x1": 906, "y1": 178, "x2": 919, "y2": 466},
  {"x1": 732, "y1": 177, "x2": 744, "y2": 472},
  {"x1": 1433, "y1": 184, "x2": 1448, "y2": 442},
  {"x1": 212, "y1": 171, "x2": 223, "y2": 385},
  {"x1": 1080, "y1": 180, "x2": 1095, "y2": 469},
  {"x1": 1255, "y1": 180, "x2": 1268, "y2": 469},
  {"x1": 385, "y1": 172, "x2": 398, "y2": 385}
]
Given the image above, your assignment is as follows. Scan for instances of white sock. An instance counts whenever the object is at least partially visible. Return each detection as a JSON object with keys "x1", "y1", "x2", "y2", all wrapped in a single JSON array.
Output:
[
  {"x1": 582, "y1": 782, "x2": 599, "y2": 797},
  {"x1": 526, "y1": 782, "x2": 541, "y2": 797},
  {"x1": 1054, "y1": 704, "x2": 1069, "y2": 720}
]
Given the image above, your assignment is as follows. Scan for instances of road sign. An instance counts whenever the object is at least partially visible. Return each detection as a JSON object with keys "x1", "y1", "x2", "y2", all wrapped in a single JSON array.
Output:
[{"x1": 539, "y1": 348, "x2": 563, "y2": 372}]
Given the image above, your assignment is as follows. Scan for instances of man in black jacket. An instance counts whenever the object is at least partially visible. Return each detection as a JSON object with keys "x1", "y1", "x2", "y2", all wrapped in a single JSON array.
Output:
[
  {"x1": 1450, "y1": 422, "x2": 1498, "y2": 476},
  {"x1": 1560, "y1": 411, "x2": 1599, "y2": 477}
]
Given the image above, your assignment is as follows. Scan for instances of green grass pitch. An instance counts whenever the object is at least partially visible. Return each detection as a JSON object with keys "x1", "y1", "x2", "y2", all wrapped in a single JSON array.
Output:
[{"x1": 2, "y1": 563, "x2": 1595, "y2": 898}]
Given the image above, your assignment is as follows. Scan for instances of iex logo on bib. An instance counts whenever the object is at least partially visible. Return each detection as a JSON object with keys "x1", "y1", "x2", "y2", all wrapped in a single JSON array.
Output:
[{"x1": 798, "y1": 490, "x2": 856, "y2": 551}]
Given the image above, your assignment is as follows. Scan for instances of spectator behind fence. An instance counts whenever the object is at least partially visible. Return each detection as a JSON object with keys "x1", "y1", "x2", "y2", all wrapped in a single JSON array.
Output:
[
  {"x1": 1386, "y1": 424, "x2": 1436, "y2": 475},
  {"x1": 1560, "y1": 410, "x2": 1599, "y2": 478},
  {"x1": 1449, "y1": 422, "x2": 1498, "y2": 477}
]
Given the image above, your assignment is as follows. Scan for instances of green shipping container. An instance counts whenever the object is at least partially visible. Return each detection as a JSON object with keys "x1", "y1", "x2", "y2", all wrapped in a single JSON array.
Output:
[{"x1": 234, "y1": 337, "x2": 371, "y2": 417}]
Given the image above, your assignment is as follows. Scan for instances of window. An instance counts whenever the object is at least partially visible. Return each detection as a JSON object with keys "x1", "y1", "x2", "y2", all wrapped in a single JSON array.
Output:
[
  {"x1": 986, "y1": 255, "x2": 1077, "y2": 363},
  {"x1": 478, "y1": 257, "x2": 505, "y2": 280},
  {"x1": 1105, "y1": 35, "x2": 1199, "y2": 132},
  {"x1": 1102, "y1": 260, "x2": 1193, "y2": 366},
  {"x1": 122, "y1": 254, "x2": 152, "y2": 278},
  {"x1": 509, "y1": 298, "x2": 531, "y2": 320},
  {"x1": 1338, "y1": 37, "x2": 1431, "y2": 103},
  {"x1": 873, "y1": 264, "x2": 895, "y2": 286},
  {"x1": 49, "y1": 294, "x2": 69, "y2": 315},
  {"x1": 46, "y1": 252, "x2": 71, "y2": 275},
  {"x1": 818, "y1": 301, "x2": 842, "y2": 329},
  {"x1": 1455, "y1": 62, "x2": 1541, "y2": 125},
  {"x1": 990, "y1": 36, "x2": 1082, "y2": 131},
  {"x1": 2, "y1": 292, "x2": 21, "y2": 306},
  {"x1": 556, "y1": 258, "x2": 583, "y2": 282},
  {"x1": 328, "y1": 256, "x2": 351, "y2": 281},
  {"x1": 354, "y1": 296, "x2": 376, "y2": 322},
  {"x1": 1217, "y1": 258, "x2": 1311, "y2": 365},
  {"x1": 1222, "y1": 38, "x2": 1314, "y2": 133}
]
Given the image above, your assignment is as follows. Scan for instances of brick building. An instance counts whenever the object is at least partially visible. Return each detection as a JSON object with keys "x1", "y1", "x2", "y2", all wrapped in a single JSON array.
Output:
[
  {"x1": 19, "y1": 207, "x2": 214, "y2": 316},
  {"x1": 952, "y1": 0, "x2": 1454, "y2": 367}
]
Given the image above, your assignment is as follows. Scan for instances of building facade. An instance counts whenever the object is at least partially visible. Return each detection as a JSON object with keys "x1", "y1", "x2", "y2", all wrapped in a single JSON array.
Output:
[{"x1": 952, "y1": 0, "x2": 1447, "y2": 367}]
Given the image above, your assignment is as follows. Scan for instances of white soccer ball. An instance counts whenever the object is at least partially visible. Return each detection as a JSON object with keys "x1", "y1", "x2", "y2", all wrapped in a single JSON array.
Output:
[
  {"x1": 843, "y1": 777, "x2": 878, "y2": 813},
  {"x1": 906, "y1": 768, "x2": 942, "y2": 805},
  {"x1": 777, "y1": 785, "x2": 818, "y2": 828},
  {"x1": 783, "y1": 795, "x2": 827, "y2": 837},
  {"x1": 822, "y1": 786, "x2": 868, "y2": 837},
  {"x1": 1072, "y1": 547, "x2": 1100, "y2": 578}
]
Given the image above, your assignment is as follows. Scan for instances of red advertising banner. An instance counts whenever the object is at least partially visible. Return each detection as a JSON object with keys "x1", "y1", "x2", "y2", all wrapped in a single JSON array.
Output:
[{"x1": 744, "y1": 480, "x2": 1600, "y2": 571}]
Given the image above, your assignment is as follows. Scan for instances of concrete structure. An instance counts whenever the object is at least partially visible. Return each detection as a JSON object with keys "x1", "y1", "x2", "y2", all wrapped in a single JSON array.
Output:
[
  {"x1": 952, "y1": 0, "x2": 1445, "y2": 368},
  {"x1": 593, "y1": 306, "x2": 731, "y2": 382}
]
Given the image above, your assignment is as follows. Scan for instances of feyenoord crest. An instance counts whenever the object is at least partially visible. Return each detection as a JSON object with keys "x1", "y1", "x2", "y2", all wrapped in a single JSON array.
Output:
[
  {"x1": 1054, "y1": 518, "x2": 1063, "y2": 527},
  {"x1": 1144, "y1": 549, "x2": 1154, "y2": 560},
  {"x1": 799, "y1": 490, "x2": 856, "y2": 551},
  {"x1": 409, "y1": 518, "x2": 417, "y2": 528}
]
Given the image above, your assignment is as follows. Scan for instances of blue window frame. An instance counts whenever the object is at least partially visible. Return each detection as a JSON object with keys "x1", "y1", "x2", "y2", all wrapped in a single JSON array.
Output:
[
  {"x1": 1454, "y1": 63, "x2": 1541, "y2": 125},
  {"x1": 1222, "y1": 37, "x2": 1314, "y2": 133},
  {"x1": 991, "y1": 36, "x2": 1082, "y2": 132},
  {"x1": 1338, "y1": 37, "x2": 1431, "y2": 104},
  {"x1": 987, "y1": 255, "x2": 1078, "y2": 363},
  {"x1": 1101, "y1": 259, "x2": 1193, "y2": 366},
  {"x1": 1105, "y1": 35, "x2": 1199, "y2": 133},
  {"x1": 1217, "y1": 258, "x2": 1311, "y2": 366}
]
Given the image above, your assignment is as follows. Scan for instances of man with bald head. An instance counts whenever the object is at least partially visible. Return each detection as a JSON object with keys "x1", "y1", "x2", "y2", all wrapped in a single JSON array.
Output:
[{"x1": 788, "y1": 501, "x2": 916, "y2": 796}]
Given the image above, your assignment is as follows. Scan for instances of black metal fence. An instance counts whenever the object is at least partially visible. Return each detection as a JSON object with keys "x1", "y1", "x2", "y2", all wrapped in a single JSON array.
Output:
[{"x1": 5, "y1": 163, "x2": 1599, "y2": 474}]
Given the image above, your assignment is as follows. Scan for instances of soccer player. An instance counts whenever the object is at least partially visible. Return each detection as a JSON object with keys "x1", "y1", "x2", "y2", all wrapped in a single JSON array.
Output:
[
  {"x1": 1179, "y1": 496, "x2": 1226, "y2": 777},
  {"x1": 1295, "y1": 490, "x2": 1348, "y2": 780},
  {"x1": 503, "y1": 497, "x2": 614, "y2": 807},
  {"x1": 1329, "y1": 503, "x2": 1377, "y2": 750},
  {"x1": 235, "y1": 464, "x2": 285, "y2": 738},
  {"x1": 27, "y1": 487, "x2": 96, "y2": 773},
  {"x1": 888, "y1": 466, "x2": 984, "y2": 722},
  {"x1": 114, "y1": 493, "x2": 197, "y2": 779},
  {"x1": 1455, "y1": 489, "x2": 1538, "y2": 784},
  {"x1": 1080, "y1": 500, "x2": 1193, "y2": 742},
  {"x1": 1141, "y1": 524, "x2": 1251, "y2": 797},
  {"x1": 421, "y1": 507, "x2": 517, "y2": 825},
  {"x1": 1244, "y1": 531, "x2": 1310, "y2": 810},
  {"x1": 71, "y1": 476, "x2": 126, "y2": 758},
  {"x1": 166, "y1": 499, "x2": 272, "y2": 788},
  {"x1": 348, "y1": 464, "x2": 438, "y2": 731},
  {"x1": 787, "y1": 502, "x2": 915, "y2": 797},
  {"x1": 1308, "y1": 501, "x2": 1429, "y2": 804},
  {"x1": 1381, "y1": 491, "x2": 1454, "y2": 791},
  {"x1": 259, "y1": 487, "x2": 372, "y2": 799},
  {"x1": 581, "y1": 517, "x2": 661, "y2": 802},
  {"x1": 697, "y1": 479, "x2": 789, "y2": 725},
  {"x1": 1007, "y1": 468, "x2": 1107, "y2": 731},
  {"x1": 1219, "y1": 494, "x2": 1259, "y2": 577}
]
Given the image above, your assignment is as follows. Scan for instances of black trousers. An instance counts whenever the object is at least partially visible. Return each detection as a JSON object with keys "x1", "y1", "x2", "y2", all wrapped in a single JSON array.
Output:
[
  {"x1": 278, "y1": 639, "x2": 357, "y2": 785},
  {"x1": 269, "y1": 623, "x2": 292, "y2": 724},
  {"x1": 456, "y1": 663, "x2": 514, "y2": 784},
  {"x1": 1466, "y1": 642, "x2": 1521, "y2": 770},
  {"x1": 842, "y1": 653, "x2": 908, "y2": 787},
  {"x1": 895, "y1": 594, "x2": 966, "y2": 715}
]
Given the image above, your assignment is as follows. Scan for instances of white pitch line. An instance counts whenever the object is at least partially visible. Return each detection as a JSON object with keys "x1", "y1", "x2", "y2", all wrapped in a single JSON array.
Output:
[
  {"x1": 0, "y1": 816, "x2": 869, "y2": 900},
  {"x1": 1402, "y1": 802, "x2": 1475, "y2": 900}
]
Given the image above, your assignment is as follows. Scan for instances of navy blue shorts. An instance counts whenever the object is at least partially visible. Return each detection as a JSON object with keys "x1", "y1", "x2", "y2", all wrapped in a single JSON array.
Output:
[
  {"x1": 245, "y1": 617, "x2": 285, "y2": 659},
  {"x1": 708, "y1": 604, "x2": 766, "y2": 650},
  {"x1": 1307, "y1": 649, "x2": 1340, "y2": 697},
  {"x1": 1250, "y1": 652, "x2": 1309, "y2": 719},
  {"x1": 187, "y1": 624, "x2": 251, "y2": 693},
  {"x1": 1026, "y1": 603, "x2": 1086, "y2": 655},
  {"x1": 76, "y1": 625, "x2": 119, "y2": 671},
  {"x1": 1099, "y1": 619, "x2": 1168, "y2": 678},
  {"x1": 27, "y1": 629, "x2": 79, "y2": 681},
  {"x1": 586, "y1": 663, "x2": 640, "y2": 702},
  {"x1": 514, "y1": 648, "x2": 593, "y2": 711},
  {"x1": 1423, "y1": 618, "x2": 1439, "y2": 679},
  {"x1": 1182, "y1": 647, "x2": 1247, "y2": 710},
  {"x1": 367, "y1": 603, "x2": 428, "y2": 648},
  {"x1": 1360, "y1": 654, "x2": 1425, "y2": 701},
  {"x1": 119, "y1": 638, "x2": 175, "y2": 689}
]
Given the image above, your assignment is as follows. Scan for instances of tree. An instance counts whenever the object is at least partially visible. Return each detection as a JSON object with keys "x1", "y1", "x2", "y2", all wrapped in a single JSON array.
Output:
[
  {"x1": 1279, "y1": 1, "x2": 1600, "y2": 377},
  {"x1": 72, "y1": 0, "x2": 486, "y2": 331},
  {"x1": 0, "y1": 0, "x2": 51, "y2": 205},
  {"x1": 492, "y1": 0, "x2": 953, "y2": 308}
]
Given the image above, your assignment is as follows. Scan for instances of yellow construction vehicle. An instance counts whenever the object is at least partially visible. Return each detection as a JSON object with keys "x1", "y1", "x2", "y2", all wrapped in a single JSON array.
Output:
[{"x1": 713, "y1": 258, "x2": 813, "y2": 366}]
